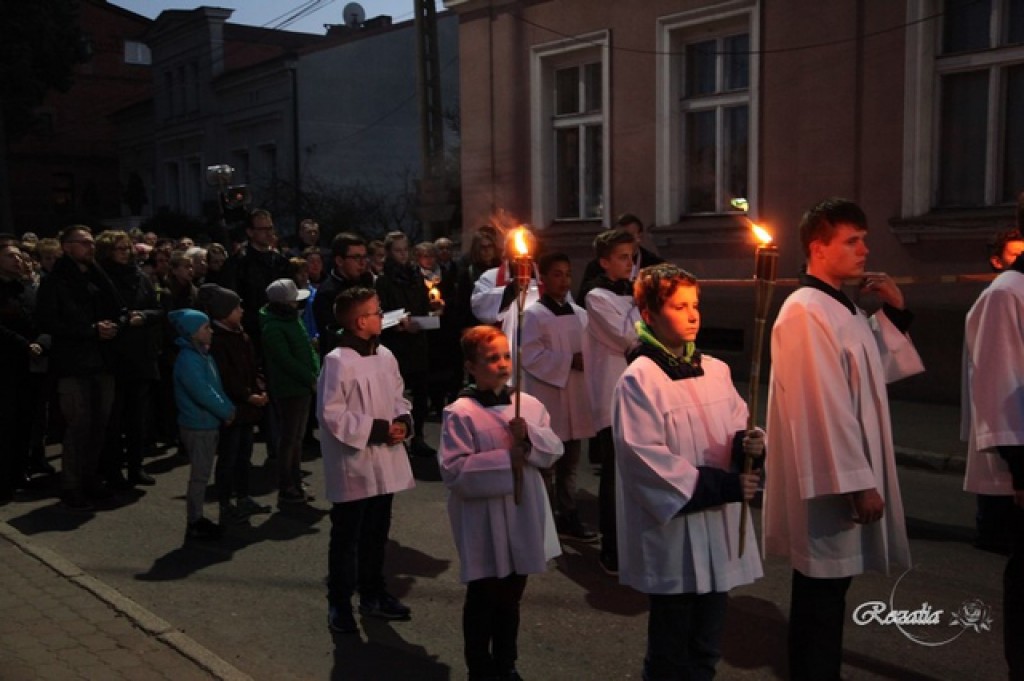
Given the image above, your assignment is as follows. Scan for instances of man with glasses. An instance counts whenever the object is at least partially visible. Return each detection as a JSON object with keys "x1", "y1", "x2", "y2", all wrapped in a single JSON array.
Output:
[
  {"x1": 35, "y1": 226, "x2": 122, "y2": 511},
  {"x1": 313, "y1": 232, "x2": 374, "y2": 358}
]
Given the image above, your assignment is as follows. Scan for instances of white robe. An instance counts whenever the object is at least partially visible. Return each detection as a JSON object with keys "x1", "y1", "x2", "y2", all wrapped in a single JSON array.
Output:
[
  {"x1": 469, "y1": 265, "x2": 541, "y2": 386},
  {"x1": 764, "y1": 287, "x2": 924, "y2": 579},
  {"x1": 439, "y1": 393, "x2": 563, "y2": 583},
  {"x1": 317, "y1": 345, "x2": 415, "y2": 503},
  {"x1": 583, "y1": 287, "x2": 641, "y2": 431},
  {"x1": 520, "y1": 301, "x2": 596, "y2": 442},
  {"x1": 612, "y1": 354, "x2": 764, "y2": 594},
  {"x1": 962, "y1": 270, "x2": 1024, "y2": 495}
]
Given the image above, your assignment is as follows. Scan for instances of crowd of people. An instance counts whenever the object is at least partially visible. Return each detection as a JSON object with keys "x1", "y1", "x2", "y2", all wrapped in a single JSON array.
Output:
[{"x1": 0, "y1": 200, "x2": 1020, "y2": 681}]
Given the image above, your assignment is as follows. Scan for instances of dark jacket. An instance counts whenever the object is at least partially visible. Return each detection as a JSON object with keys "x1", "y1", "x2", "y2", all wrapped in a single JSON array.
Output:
[
  {"x1": 375, "y1": 259, "x2": 430, "y2": 374},
  {"x1": 312, "y1": 267, "x2": 375, "y2": 358},
  {"x1": 100, "y1": 260, "x2": 163, "y2": 381},
  {"x1": 35, "y1": 256, "x2": 121, "y2": 377},
  {"x1": 222, "y1": 246, "x2": 290, "y2": 347},
  {"x1": 0, "y1": 277, "x2": 38, "y2": 381},
  {"x1": 210, "y1": 321, "x2": 264, "y2": 425}
]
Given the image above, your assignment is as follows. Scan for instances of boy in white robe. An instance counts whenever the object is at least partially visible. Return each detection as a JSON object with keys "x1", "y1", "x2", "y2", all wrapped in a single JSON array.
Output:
[
  {"x1": 764, "y1": 198, "x2": 924, "y2": 681},
  {"x1": 612, "y1": 263, "x2": 763, "y2": 680},
  {"x1": 318, "y1": 287, "x2": 416, "y2": 635},
  {"x1": 581, "y1": 228, "x2": 641, "y2": 575},
  {"x1": 521, "y1": 252, "x2": 597, "y2": 542},
  {"x1": 962, "y1": 252, "x2": 1024, "y2": 678},
  {"x1": 439, "y1": 326, "x2": 563, "y2": 681}
]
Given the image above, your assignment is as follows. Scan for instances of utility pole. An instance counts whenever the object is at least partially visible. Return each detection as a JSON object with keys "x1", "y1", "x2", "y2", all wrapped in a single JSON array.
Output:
[{"x1": 414, "y1": 0, "x2": 452, "y2": 239}]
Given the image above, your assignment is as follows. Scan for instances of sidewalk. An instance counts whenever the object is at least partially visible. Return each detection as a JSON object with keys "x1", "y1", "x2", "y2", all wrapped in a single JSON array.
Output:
[{"x1": 0, "y1": 522, "x2": 250, "y2": 681}]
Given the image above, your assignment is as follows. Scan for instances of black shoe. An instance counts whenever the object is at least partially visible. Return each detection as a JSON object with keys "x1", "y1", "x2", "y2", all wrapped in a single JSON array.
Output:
[
  {"x1": 61, "y1": 491, "x2": 95, "y2": 512},
  {"x1": 128, "y1": 469, "x2": 156, "y2": 486},
  {"x1": 598, "y1": 552, "x2": 619, "y2": 576},
  {"x1": 556, "y1": 513, "x2": 599, "y2": 544},
  {"x1": 500, "y1": 670, "x2": 524, "y2": 681},
  {"x1": 106, "y1": 471, "x2": 133, "y2": 491},
  {"x1": 277, "y1": 488, "x2": 307, "y2": 506},
  {"x1": 85, "y1": 484, "x2": 115, "y2": 500},
  {"x1": 27, "y1": 454, "x2": 56, "y2": 477},
  {"x1": 327, "y1": 605, "x2": 358, "y2": 634},
  {"x1": 359, "y1": 592, "x2": 411, "y2": 620},
  {"x1": 185, "y1": 517, "x2": 223, "y2": 541}
]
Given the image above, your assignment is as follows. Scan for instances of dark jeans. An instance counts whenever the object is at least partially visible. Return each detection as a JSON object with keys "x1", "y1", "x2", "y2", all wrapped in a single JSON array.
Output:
[
  {"x1": 977, "y1": 493, "x2": 1015, "y2": 549},
  {"x1": 0, "y1": 371, "x2": 33, "y2": 499},
  {"x1": 788, "y1": 569, "x2": 852, "y2": 681},
  {"x1": 463, "y1": 573, "x2": 528, "y2": 677},
  {"x1": 327, "y1": 494, "x2": 394, "y2": 606},
  {"x1": 102, "y1": 376, "x2": 154, "y2": 477},
  {"x1": 595, "y1": 427, "x2": 617, "y2": 557},
  {"x1": 644, "y1": 591, "x2": 728, "y2": 681},
  {"x1": 1007, "y1": 504, "x2": 1024, "y2": 679},
  {"x1": 216, "y1": 422, "x2": 254, "y2": 504},
  {"x1": 273, "y1": 394, "x2": 310, "y2": 494},
  {"x1": 58, "y1": 374, "x2": 115, "y2": 493}
]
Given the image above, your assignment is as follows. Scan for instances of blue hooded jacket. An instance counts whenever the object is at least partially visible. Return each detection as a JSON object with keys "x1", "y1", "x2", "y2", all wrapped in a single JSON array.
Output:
[{"x1": 169, "y1": 309, "x2": 235, "y2": 430}]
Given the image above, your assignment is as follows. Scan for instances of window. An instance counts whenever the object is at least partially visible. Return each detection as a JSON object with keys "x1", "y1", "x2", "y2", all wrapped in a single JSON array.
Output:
[
  {"x1": 904, "y1": 0, "x2": 1024, "y2": 214},
  {"x1": 655, "y1": 2, "x2": 758, "y2": 226},
  {"x1": 124, "y1": 40, "x2": 151, "y2": 65},
  {"x1": 530, "y1": 32, "x2": 609, "y2": 228}
]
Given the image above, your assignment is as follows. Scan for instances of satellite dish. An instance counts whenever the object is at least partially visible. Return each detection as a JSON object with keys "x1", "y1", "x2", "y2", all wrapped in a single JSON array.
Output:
[{"x1": 343, "y1": 2, "x2": 366, "y2": 27}]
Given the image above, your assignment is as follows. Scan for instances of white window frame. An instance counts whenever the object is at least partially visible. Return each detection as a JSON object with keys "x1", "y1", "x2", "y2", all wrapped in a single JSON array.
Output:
[
  {"x1": 903, "y1": 0, "x2": 1024, "y2": 215},
  {"x1": 530, "y1": 31, "x2": 610, "y2": 230},
  {"x1": 124, "y1": 40, "x2": 151, "y2": 66},
  {"x1": 655, "y1": 0, "x2": 759, "y2": 226}
]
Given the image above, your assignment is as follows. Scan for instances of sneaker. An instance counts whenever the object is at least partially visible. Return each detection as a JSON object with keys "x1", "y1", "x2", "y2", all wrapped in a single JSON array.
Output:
[
  {"x1": 277, "y1": 488, "x2": 307, "y2": 505},
  {"x1": 327, "y1": 605, "x2": 358, "y2": 634},
  {"x1": 598, "y1": 551, "x2": 619, "y2": 577},
  {"x1": 61, "y1": 490, "x2": 95, "y2": 513},
  {"x1": 235, "y1": 496, "x2": 272, "y2": 516},
  {"x1": 185, "y1": 517, "x2": 223, "y2": 541},
  {"x1": 359, "y1": 592, "x2": 412, "y2": 620},
  {"x1": 556, "y1": 513, "x2": 599, "y2": 544}
]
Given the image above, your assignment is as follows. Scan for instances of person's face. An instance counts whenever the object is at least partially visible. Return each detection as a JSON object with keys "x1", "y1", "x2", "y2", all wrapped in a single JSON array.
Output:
[
  {"x1": 112, "y1": 238, "x2": 134, "y2": 266},
  {"x1": 811, "y1": 223, "x2": 869, "y2": 286},
  {"x1": 644, "y1": 284, "x2": 701, "y2": 351},
  {"x1": 143, "y1": 232, "x2": 158, "y2": 246},
  {"x1": 307, "y1": 253, "x2": 323, "y2": 279},
  {"x1": 388, "y1": 239, "x2": 410, "y2": 265},
  {"x1": 600, "y1": 242, "x2": 636, "y2": 282},
  {"x1": 0, "y1": 245, "x2": 22, "y2": 279},
  {"x1": 193, "y1": 322, "x2": 213, "y2": 346},
  {"x1": 301, "y1": 222, "x2": 320, "y2": 246},
  {"x1": 465, "y1": 335, "x2": 512, "y2": 392},
  {"x1": 476, "y1": 239, "x2": 496, "y2": 264},
  {"x1": 621, "y1": 221, "x2": 642, "y2": 239},
  {"x1": 153, "y1": 253, "x2": 170, "y2": 276},
  {"x1": 337, "y1": 244, "x2": 368, "y2": 279},
  {"x1": 369, "y1": 248, "x2": 386, "y2": 274},
  {"x1": 294, "y1": 270, "x2": 309, "y2": 288},
  {"x1": 40, "y1": 250, "x2": 58, "y2": 273},
  {"x1": 353, "y1": 296, "x2": 383, "y2": 337},
  {"x1": 435, "y1": 239, "x2": 453, "y2": 264},
  {"x1": 192, "y1": 254, "x2": 208, "y2": 279},
  {"x1": 993, "y1": 240, "x2": 1024, "y2": 271},
  {"x1": 62, "y1": 230, "x2": 96, "y2": 265},
  {"x1": 223, "y1": 304, "x2": 243, "y2": 328},
  {"x1": 177, "y1": 237, "x2": 194, "y2": 250},
  {"x1": 540, "y1": 261, "x2": 572, "y2": 301},
  {"x1": 417, "y1": 249, "x2": 436, "y2": 271},
  {"x1": 172, "y1": 260, "x2": 194, "y2": 284},
  {"x1": 207, "y1": 252, "x2": 226, "y2": 272},
  {"x1": 247, "y1": 215, "x2": 276, "y2": 249}
]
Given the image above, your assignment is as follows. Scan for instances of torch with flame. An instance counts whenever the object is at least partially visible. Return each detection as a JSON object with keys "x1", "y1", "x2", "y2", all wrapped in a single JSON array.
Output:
[
  {"x1": 511, "y1": 226, "x2": 533, "y2": 505},
  {"x1": 739, "y1": 221, "x2": 778, "y2": 557}
]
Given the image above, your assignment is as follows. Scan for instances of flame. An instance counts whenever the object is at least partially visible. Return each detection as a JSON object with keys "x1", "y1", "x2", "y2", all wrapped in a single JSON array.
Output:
[
  {"x1": 513, "y1": 227, "x2": 530, "y2": 256},
  {"x1": 750, "y1": 222, "x2": 773, "y2": 245}
]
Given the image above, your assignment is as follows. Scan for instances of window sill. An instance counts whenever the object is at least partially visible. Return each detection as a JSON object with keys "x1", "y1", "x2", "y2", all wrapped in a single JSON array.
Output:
[
  {"x1": 650, "y1": 213, "x2": 750, "y2": 248},
  {"x1": 888, "y1": 207, "x2": 1016, "y2": 244}
]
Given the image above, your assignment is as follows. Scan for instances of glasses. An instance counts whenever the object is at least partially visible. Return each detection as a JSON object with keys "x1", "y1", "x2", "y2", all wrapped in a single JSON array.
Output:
[{"x1": 359, "y1": 309, "x2": 385, "y2": 318}]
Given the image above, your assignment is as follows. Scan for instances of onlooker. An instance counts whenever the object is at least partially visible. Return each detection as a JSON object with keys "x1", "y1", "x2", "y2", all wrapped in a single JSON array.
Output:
[
  {"x1": 35, "y1": 226, "x2": 122, "y2": 511},
  {"x1": 521, "y1": 252, "x2": 597, "y2": 542},
  {"x1": 313, "y1": 232, "x2": 373, "y2": 358},
  {"x1": 261, "y1": 278, "x2": 320, "y2": 505},
  {"x1": 36, "y1": 238, "x2": 61, "y2": 276},
  {"x1": 289, "y1": 256, "x2": 318, "y2": 345},
  {"x1": 204, "y1": 243, "x2": 229, "y2": 286},
  {"x1": 303, "y1": 246, "x2": 325, "y2": 286},
  {"x1": 457, "y1": 227, "x2": 502, "y2": 329},
  {"x1": 287, "y1": 218, "x2": 321, "y2": 257},
  {"x1": 439, "y1": 325, "x2": 563, "y2": 681},
  {"x1": 578, "y1": 213, "x2": 664, "y2": 302},
  {"x1": 169, "y1": 309, "x2": 235, "y2": 541},
  {"x1": 186, "y1": 246, "x2": 208, "y2": 285},
  {"x1": 165, "y1": 251, "x2": 197, "y2": 312},
  {"x1": 367, "y1": 239, "x2": 386, "y2": 280},
  {"x1": 320, "y1": 286, "x2": 415, "y2": 635}
]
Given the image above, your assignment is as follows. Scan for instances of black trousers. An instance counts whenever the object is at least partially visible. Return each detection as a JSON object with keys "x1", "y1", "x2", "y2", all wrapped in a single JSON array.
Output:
[
  {"x1": 788, "y1": 569, "x2": 852, "y2": 681},
  {"x1": 1007, "y1": 504, "x2": 1024, "y2": 680},
  {"x1": 327, "y1": 494, "x2": 394, "y2": 606},
  {"x1": 463, "y1": 573, "x2": 528, "y2": 678},
  {"x1": 644, "y1": 591, "x2": 728, "y2": 681},
  {"x1": 595, "y1": 427, "x2": 617, "y2": 558}
]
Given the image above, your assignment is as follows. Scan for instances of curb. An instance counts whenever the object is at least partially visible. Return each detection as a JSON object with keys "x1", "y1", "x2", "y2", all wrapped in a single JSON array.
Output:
[{"x1": 0, "y1": 521, "x2": 253, "y2": 681}]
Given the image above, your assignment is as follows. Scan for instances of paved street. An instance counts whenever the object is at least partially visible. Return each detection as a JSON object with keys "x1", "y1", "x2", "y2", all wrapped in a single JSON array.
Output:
[{"x1": 0, "y1": 402, "x2": 1010, "y2": 680}]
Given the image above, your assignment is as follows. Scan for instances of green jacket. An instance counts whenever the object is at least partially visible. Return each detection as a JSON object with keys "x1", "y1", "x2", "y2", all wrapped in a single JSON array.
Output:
[{"x1": 259, "y1": 304, "x2": 320, "y2": 399}]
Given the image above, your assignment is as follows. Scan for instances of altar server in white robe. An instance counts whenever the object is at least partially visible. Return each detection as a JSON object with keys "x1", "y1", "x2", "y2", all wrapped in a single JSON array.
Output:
[
  {"x1": 764, "y1": 198, "x2": 924, "y2": 681},
  {"x1": 521, "y1": 252, "x2": 597, "y2": 542},
  {"x1": 439, "y1": 325, "x2": 563, "y2": 681},
  {"x1": 469, "y1": 230, "x2": 540, "y2": 386},
  {"x1": 612, "y1": 263, "x2": 763, "y2": 681},
  {"x1": 962, "y1": 253, "x2": 1024, "y2": 679}
]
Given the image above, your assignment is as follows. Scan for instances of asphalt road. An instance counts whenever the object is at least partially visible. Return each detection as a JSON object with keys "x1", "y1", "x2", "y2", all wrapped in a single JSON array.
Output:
[{"x1": 0, "y1": 423, "x2": 1008, "y2": 681}]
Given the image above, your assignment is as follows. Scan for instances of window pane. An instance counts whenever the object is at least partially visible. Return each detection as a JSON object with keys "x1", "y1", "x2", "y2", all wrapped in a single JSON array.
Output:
[
  {"x1": 1003, "y1": 65, "x2": 1024, "y2": 202},
  {"x1": 686, "y1": 40, "x2": 717, "y2": 97},
  {"x1": 555, "y1": 67, "x2": 580, "y2": 115},
  {"x1": 724, "y1": 34, "x2": 749, "y2": 91},
  {"x1": 584, "y1": 124, "x2": 603, "y2": 218},
  {"x1": 943, "y1": 0, "x2": 992, "y2": 53},
  {"x1": 584, "y1": 63, "x2": 602, "y2": 113},
  {"x1": 686, "y1": 110, "x2": 717, "y2": 213},
  {"x1": 1010, "y1": 0, "x2": 1024, "y2": 45},
  {"x1": 724, "y1": 105, "x2": 749, "y2": 211},
  {"x1": 938, "y1": 71, "x2": 989, "y2": 206},
  {"x1": 555, "y1": 127, "x2": 581, "y2": 218}
]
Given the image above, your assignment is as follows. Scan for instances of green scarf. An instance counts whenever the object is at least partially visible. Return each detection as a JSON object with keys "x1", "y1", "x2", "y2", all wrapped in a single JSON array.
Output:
[{"x1": 635, "y1": 320, "x2": 696, "y2": 365}]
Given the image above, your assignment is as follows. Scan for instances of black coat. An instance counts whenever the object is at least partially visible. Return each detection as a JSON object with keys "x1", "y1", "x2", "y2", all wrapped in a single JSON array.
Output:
[
  {"x1": 375, "y1": 260, "x2": 430, "y2": 374},
  {"x1": 100, "y1": 260, "x2": 163, "y2": 381},
  {"x1": 312, "y1": 268, "x2": 375, "y2": 358},
  {"x1": 221, "y1": 246, "x2": 290, "y2": 346}
]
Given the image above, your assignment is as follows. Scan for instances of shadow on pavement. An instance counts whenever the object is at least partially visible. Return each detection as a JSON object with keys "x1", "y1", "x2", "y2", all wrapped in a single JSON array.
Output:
[
  {"x1": 331, "y1": 620, "x2": 451, "y2": 681},
  {"x1": 722, "y1": 595, "x2": 786, "y2": 675},
  {"x1": 905, "y1": 516, "x2": 974, "y2": 544}
]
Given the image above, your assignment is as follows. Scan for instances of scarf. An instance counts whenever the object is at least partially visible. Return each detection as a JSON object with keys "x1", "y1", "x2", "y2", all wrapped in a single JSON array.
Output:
[{"x1": 627, "y1": 320, "x2": 703, "y2": 380}]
